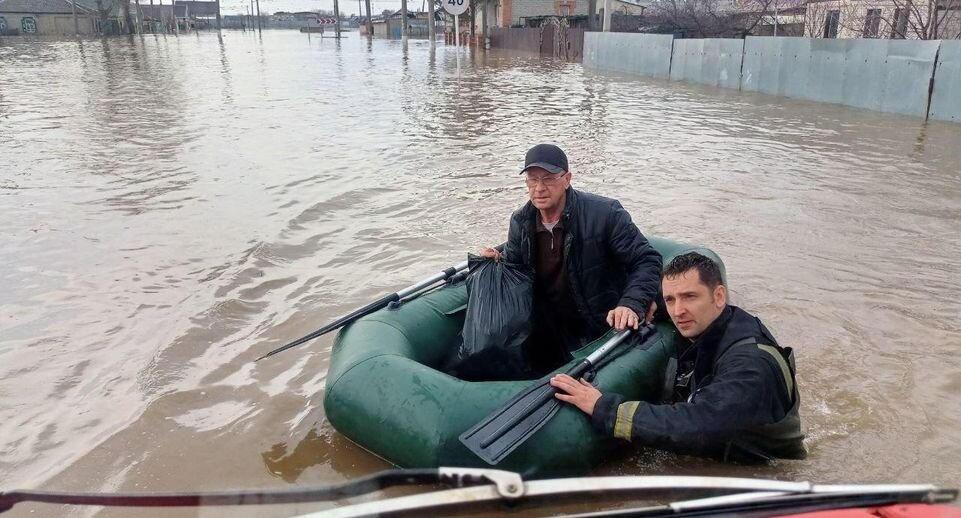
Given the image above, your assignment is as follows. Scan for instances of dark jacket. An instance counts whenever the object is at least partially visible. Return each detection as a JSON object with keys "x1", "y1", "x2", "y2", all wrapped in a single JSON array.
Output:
[
  {"x1": 591, "y1": 306, "x2": 807, "y2": 463},
  {"x1": 501, "y1": 188, "x2": 663, "y2": 340}
]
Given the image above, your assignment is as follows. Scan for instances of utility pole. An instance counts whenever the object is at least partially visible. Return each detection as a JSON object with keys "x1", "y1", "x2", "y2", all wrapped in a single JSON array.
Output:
[
  {"x1": 333, "y1": 0, "x2": 341, "y2": 37},
  {"x1": 401, "y1": 0, "x2": 407, "y2": 40},
  {"x1": 481, "y1": 0, "x2": 488, "y2": 44},
  {"x1": 428, "y1": 0, "x2": 435, "y2": 42},
  {"x1": 72, "y1": 0, "x2": 79, "y2": 35},
  {"x1": 214, "y1": 0, "x2": 220, "y2": 30},
  {"x1": 602, "y1": 0, "x2": 611, "y2": 31},
  {"x1": 255, "y1": 0, "x2": 261, "y2": 32},
  {"x1": 365, "y1": 0, "x2": 372, "y2": 37},
  {"x1": 249, "y1": 0, "x2": 253, "y2": 30},
  {"x1": 469, "y1": 0, "x2": 475, "y2": 37},
  {"x1": 773, "y1": 0, "x2": 778, "y2": 36}
]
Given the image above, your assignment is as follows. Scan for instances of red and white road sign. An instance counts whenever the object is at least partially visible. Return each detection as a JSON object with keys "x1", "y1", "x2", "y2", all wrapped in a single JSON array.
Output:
[{"x1": 315, "y1": 17, "x2": 337, "y2": 25}]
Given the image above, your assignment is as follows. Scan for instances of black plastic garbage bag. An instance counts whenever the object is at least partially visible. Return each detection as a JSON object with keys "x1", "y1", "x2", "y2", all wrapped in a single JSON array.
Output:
[{"x1": 445, "y1": 254, "x2": 535, "y2": 381}]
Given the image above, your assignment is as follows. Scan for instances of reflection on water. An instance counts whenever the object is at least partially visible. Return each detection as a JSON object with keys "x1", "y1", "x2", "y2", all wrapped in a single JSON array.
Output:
[{"x1": 1, "y1": 30, "x2": 960, "y2": 513}]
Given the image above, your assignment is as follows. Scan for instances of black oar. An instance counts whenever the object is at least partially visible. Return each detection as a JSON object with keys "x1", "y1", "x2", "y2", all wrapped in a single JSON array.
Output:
[
  {"x1": 256, "y1": 260, "x2": 470, "y2": 361},
  {"x1": 460, "y1": 324, "x2": 657, "y2": 465}
]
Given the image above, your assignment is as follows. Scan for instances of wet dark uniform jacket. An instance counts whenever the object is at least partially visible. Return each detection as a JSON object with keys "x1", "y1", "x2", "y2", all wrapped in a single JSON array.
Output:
[
  {"x1": 501, "y1": 188, "x2": 662, "y2": 372},
  {"x1": 591, "y1": 305, "x2": 807, "y2": 463}
]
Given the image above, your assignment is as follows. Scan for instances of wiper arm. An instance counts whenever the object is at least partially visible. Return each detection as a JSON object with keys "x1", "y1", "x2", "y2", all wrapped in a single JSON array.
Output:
[
  {"x1": 567, "y1": 484, "x2": 959, "y2": 518},
  {"x1": 4, "y1": 467, "x2": 957, "y2": 517},
  {"x1": 297, "y1": 476, "x2": 958, "y2": 518},
  {"x1": 0, "y1": 467, "x2": 520, "y2": 513}
]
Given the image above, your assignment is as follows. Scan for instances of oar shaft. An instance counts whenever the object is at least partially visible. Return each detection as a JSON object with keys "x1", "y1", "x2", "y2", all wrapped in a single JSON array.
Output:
[
  {"x1": 396, "y1": 260, "x2": 469, "y2": 299},
  {"x1": 584, "y1": 328, "x2": 635, "y2": 365},
  {"x1": 258, "y1": 259, "x2": 474, "y2": 360}
]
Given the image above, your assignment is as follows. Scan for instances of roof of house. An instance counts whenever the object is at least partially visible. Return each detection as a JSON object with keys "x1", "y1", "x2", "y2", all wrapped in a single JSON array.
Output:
[
  {"x1": 74, "y1": 0, "x2": 130, "y2": 17},
  {"x1": 0, "y1": 0, "x2": 94, "y2": 14}
]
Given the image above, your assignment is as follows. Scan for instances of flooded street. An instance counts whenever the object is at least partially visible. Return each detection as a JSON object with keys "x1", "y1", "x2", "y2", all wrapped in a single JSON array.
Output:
[{"x1": 2, "y1": 29, "x2": 960, "y2": 516}]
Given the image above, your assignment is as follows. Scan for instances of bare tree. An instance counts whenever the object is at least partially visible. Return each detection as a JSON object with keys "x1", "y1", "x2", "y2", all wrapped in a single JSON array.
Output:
[
  {"x1": 645, "y1": 0, "x2": 777, "y2": 37},
  {"x1": 92, "y1": 0, "x2": 135, "y2": 34},
  {"x1": 804, "y1": 0, "x2": 863, "y2": 36},
  {"x1": 94, "y1": 0, "x2": 114, "y2": 33},
  {"x1": 805, "y1": 0, "x2": 961, "y2": 38},
  {"x1": 120, "y1": 0, "x2": 132, "y2": 33}
]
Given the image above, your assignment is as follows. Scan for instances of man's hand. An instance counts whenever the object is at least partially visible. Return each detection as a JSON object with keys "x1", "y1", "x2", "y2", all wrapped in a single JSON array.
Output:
[
  {"x1": 607, "y1": 306, "x2": 639, "y2": 330},
  {"x1": 479, "y1": 247, "x2": 502, "y2": 262},
  {"x1": 645, "y1": 301, "x2": 657, "y2": 323},
  {"x1": 550, "y1": 374, "x2": 602, "y2": 415}
]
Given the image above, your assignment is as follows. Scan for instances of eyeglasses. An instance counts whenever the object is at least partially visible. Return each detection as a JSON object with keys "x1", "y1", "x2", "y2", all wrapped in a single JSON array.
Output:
[{"x1": 525, "y1": 174, "x2": 566, "y2": 188}]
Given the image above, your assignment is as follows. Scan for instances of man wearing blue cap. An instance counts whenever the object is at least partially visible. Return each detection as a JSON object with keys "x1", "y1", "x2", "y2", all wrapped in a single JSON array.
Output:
[{"x1": 481, "y1": 144, "x2": 663, "y2": 373}]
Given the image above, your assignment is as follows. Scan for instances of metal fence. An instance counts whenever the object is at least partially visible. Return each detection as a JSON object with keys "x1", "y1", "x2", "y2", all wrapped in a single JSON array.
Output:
[
  {"x1": 583, "y1": 32, "x2": 673, "y2": 79},
  {"x1": 929, "y1": 41, "x2": 961, "y2": 122},
  {"x1": 670, "y1": 38, "x2": 744, "y2": 90},
  {"x1": 490, "y1": 26, "x2": 585, "y2": 60},
  {"x1": 582, "y1": 32, "x2": 961, "y2": 123}
]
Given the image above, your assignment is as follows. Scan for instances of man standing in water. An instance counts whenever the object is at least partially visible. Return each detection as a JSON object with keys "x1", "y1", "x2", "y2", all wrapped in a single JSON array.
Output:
[
  {"x1": 481, "y1": 144, "x2": 662, "y2": 374},
  {"x1": 550, "y1": 252, "x2": 806, "y2": 463}
]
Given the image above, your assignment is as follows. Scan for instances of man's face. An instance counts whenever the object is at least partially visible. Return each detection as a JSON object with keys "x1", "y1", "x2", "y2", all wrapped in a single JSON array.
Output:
[
  {"x1": 525, "y1": 167, "x2": 570, "y2": 213},
  {"x1": 662, "y1": 269, "x2": 727, "y2": 339}
]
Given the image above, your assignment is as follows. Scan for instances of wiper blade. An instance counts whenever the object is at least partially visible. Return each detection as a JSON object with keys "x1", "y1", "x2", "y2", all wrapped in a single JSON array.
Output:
[
  {"x1": 0, "y1": 467, "x2": 520, "y2": 513},
  {"x1": 4, "y1": 467, "x2": 957, "y2": 517}
]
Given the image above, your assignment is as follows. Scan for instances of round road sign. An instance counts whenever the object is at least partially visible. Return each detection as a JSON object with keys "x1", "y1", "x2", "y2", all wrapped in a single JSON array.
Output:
[{"x1": 442, "y1": 0, "x2": 468, "y2": 16}]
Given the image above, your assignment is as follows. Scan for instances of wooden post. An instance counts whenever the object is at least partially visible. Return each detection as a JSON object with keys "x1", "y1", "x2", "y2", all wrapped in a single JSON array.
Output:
[
  {"x1": 401, "y1": 0, "x2": 407, "y2": 40},
  {"x1": 470, "y1": 0, "x2": 475, "y2": 37},
  {"x1": 334, "y1": 0, "x2": 341, "y2": 37},
  {"x1": 255, "y1": 0, "x2": 261, "y2": 32},
  {"x1": 482, "y1": 0, "x2": 489, "y2": 47},
  {"x1": 428, "y1": 0, "x2": 435, "y2": 42},
  {"x1": 365, "y1": 0, "x2": 372, "y2": 37},
  {"x1": 215, "y1": 0, "x2": 221, "y2": 30},
  {"x1": 72, "y1": 0, "x2": 79, "y2": 35}
]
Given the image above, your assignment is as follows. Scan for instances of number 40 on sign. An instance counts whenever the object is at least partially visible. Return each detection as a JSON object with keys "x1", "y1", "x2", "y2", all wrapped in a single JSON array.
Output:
[{"x1": 443, "y1": 0, "x2": 468, "y2": 16}]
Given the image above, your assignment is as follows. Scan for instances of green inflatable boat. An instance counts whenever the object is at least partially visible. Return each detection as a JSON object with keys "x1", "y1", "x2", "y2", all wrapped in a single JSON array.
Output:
[{"x1": 323, "y1": 237, "x2": 725, "y2": 477}]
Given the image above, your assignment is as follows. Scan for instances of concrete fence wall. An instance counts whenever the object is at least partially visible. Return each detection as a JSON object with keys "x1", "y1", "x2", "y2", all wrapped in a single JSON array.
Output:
[
  {"x1": 584, "y1": 32, "x2": 673, "y2": 80},
  {"x1": 670, "y1": 38, "x2": 745, "y2": 90},
  {"x1": 929, "y1": 41, "x2": 961, "y2": 123},
  {"x1": 741, "y1": 37, "x2": 940, "y2": 118},
  {"x1": 583, "y1": 32, "x2": 960, "y2": 123}
]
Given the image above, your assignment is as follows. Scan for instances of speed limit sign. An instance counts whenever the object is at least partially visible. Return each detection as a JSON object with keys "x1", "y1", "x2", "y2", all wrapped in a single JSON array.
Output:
[{"x1": 443, "y1": 0, "x2": 468, "y2": 16}]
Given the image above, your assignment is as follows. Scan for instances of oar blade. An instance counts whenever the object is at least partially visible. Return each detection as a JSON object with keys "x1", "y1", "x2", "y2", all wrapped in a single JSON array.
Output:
[{"x1": 459, "y1": 380, "x2": 562, "y2": 465}]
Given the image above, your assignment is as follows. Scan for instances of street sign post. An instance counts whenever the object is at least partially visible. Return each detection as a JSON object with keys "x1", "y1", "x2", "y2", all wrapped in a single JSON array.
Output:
[{"x1": 442, "y1": 0, "x2": 468, "y2": 48}]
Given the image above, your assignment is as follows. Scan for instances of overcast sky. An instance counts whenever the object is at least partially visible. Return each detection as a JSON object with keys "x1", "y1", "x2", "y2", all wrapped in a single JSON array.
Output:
[{"x1": 219, "y1": 0, "x2": 421, "y2": 16}]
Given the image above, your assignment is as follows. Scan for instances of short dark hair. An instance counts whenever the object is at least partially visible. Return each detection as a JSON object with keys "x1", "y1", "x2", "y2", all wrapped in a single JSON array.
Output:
[{"x1": 663, "y1": 252, "x2": 723, "y2": 289}]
